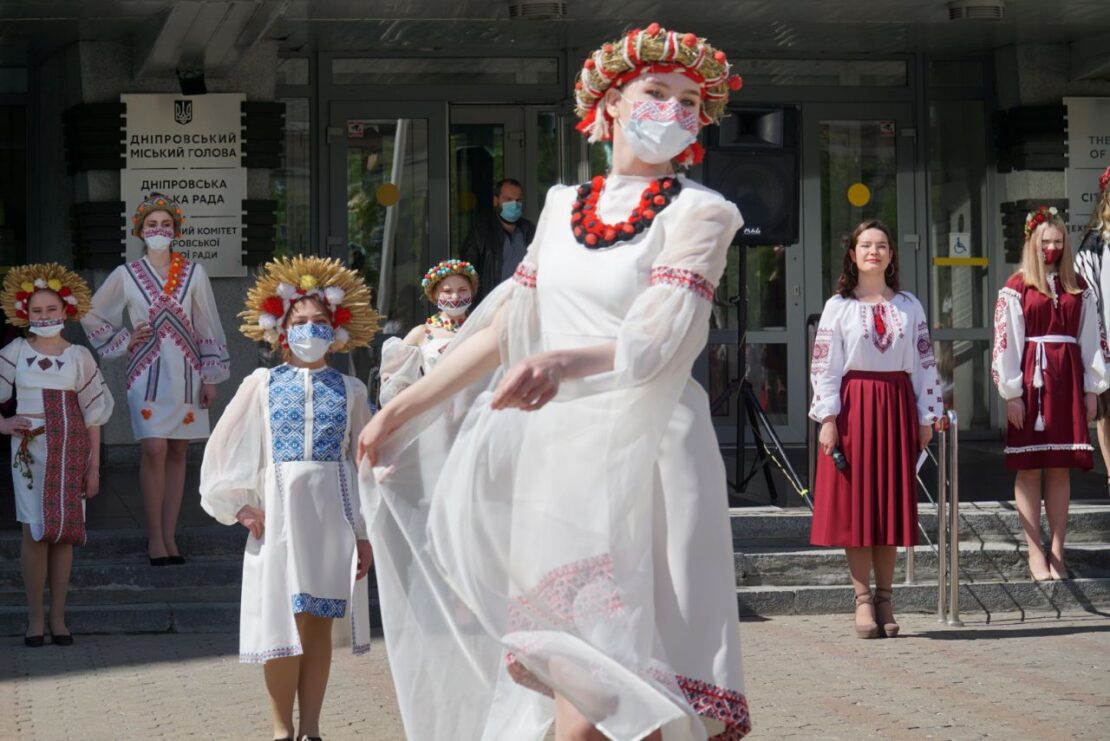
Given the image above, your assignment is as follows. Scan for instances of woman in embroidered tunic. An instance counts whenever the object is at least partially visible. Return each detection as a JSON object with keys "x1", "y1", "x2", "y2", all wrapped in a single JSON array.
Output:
[
  {"x1": 358, "y1": 24, "x2": 750, "y2": 741},
  {"x1": 809, "y1": 220, "x2": 943, "y2": 639},
  {"x1": 1073, "y1": 166, "x2": 1110, "y2": 492},
  {"x1": 378, "y1": 259, "x2": 478, "y2": 406},
  {"x1": 200, "y1": 256, "x2": 378, "y2": 741},
  {"x1": 0, "y1": 264, "x2": 113, "y2": 646},
  {"x1": 81, "y1": 194, "x2": 230, "y2": 564},
  {"x1": 992, "y1": 207, "x2": 1108, "y2": 581}
]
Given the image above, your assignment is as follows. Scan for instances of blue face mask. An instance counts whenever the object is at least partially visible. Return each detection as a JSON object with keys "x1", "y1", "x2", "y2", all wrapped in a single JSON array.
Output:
[
  {"x1": 499, "y1": 200, "x2": 523, "y2": 223},
  {"x1": 285, "y1": 322, "x2": 334, "y2": 363}
]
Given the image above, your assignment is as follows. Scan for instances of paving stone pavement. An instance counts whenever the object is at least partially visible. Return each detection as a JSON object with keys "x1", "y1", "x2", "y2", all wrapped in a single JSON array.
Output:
[{"x1": 1, "y1": 611, "x2": 1108, "y2": 740}]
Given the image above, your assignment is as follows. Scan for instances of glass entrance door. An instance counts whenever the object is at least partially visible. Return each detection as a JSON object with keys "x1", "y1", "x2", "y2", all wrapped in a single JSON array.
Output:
[{"x1": 327, "y1": 101, "x2": 448, "y2": 391}]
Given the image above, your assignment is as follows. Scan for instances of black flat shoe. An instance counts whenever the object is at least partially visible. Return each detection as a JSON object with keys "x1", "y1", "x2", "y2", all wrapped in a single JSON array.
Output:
[
  {"x1": 24, "y1": 634, "x2": 44, "y2": 648},
  {"x1": 167, "y1": 555, "x2": 185, "y2": 565},
  {"x1": 51, "y1": 633, "x2": 74, "y2": 646},
  {"x1": 149, "y1": 556, "x2": 171, "y2": 566}
]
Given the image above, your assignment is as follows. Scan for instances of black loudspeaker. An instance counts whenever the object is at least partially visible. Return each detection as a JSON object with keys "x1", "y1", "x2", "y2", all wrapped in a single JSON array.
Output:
[{"x1": 703, "y1": 106, "x2": 801, "y2": 246}]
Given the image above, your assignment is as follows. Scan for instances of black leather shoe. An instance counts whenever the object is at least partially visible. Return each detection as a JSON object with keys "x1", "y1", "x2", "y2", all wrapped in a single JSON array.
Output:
[
  {"x1": 24, "y1": 634, "x2": 44, "y2": 648},
  {"x1": 51, "y1": 633, "x2": 74, "y2": 646},
  {"x1": 167, "y1": 555, "x2": 185, "y2": 565},
  {"x1": 150, "y1": 556, "x2": 171, "y2": 566}
]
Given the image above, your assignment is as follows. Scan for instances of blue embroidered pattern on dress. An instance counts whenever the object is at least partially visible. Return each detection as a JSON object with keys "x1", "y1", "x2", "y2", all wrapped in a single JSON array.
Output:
[
  {"x1": 311, "y1": 368, "x2": 347, "y2": 462},
  {"x1": 240, "y1": 643, "x2": 303, "y2": 664},
  {"x1": 269, "y1": 365, "x2": 306, "y2": 462},
  {"x1": 292, "y1": 592, "x2": 348, "y2": 619}
]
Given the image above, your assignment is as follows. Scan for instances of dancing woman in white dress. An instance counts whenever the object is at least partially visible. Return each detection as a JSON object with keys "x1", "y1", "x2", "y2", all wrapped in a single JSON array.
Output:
[{"x1": 358, "y1": 24, "x2": 751, "y2": 741}]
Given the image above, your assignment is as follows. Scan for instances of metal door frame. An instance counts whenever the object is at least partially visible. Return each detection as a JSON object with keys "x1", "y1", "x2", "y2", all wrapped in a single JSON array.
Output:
[{"x1": 324, "y1": 101, "x2": 449, "y2": 270}]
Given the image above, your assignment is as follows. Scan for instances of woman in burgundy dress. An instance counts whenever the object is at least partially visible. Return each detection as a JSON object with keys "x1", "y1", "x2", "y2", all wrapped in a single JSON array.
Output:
[
  {"x1": 810, "y1": 220, "x2": 943, "y2": 639},
  {"x1": 992, "y1": 206, "x2": 1108, "y2": 581}
]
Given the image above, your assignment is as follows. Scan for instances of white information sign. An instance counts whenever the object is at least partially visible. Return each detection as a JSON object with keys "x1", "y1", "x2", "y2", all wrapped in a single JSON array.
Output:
[
  {"x1": 121, "y1": 93, "x2": 246, "y2": 276},
  {"x1": 948, "y1": 232, "x2": 971, "y2": 258},
  {"x1": 1065, "y1": 97, "x2": 1110, "y2": 242}
]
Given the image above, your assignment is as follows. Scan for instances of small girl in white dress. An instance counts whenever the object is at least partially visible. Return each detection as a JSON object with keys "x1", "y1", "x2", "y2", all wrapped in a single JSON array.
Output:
[
  {"x1": 200, "y1": 256, "x2": 379, "y2": 741},
  {"x1": 0, "y1": 264, "x2": 113, "y2": 646}
]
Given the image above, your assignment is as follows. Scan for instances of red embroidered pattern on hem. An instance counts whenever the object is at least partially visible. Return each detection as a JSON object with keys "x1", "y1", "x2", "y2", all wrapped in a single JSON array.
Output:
[
  {"x1": 507, "y1": 553, "x2": 626, "y2": 632},
  {"x1": 677, "y1": 675, "x2": 753, "y2": 740},
  {"x1": 991, "y1": 293, "x2": 1010, "y2": 387},
  {"x1": 513, "y1": 263, "x2": 537, "y2": 289},
  {"x1": 811, "y1": 328, "x2": 833, "y2": 375},
  {"x1": 916, "y1": 321, "x2": 937, "y2": 370},
  {"x1": 40, "y1": 389, "x2": 90, "y2": 546},
  {"x1": 650, "y1": 266, "x2": 716, "y2": 302}
]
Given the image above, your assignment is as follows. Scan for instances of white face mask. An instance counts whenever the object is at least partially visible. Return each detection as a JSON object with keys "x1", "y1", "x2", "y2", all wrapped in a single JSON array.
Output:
[
  {"x1": 437, "y1": 296, "x2": 472, "y2": 318},
  {"x1": 285, "y1": 322, "x2": 333, "y2": 363},
  {"x1": 620, "y1": 98, "x2": 699, "y2": 165},
  {"x1": 29, "y1": 318, "x2": 65, "y2": 338},
  {"x1": 142, "y1": 227, "x2": 174, "y2": 253}
]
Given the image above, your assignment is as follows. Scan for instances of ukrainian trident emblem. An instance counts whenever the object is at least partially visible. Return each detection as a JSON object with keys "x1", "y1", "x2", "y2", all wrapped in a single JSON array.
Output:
[{"x1": 174, "y1": 99, "x2": 193, "y2": 126}]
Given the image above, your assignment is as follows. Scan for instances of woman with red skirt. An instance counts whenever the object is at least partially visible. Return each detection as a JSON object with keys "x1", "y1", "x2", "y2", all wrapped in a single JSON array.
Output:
[
  {"x1": 810, "y1": 220, "x2": 943, "y2": 639},
  {"x1": 992, "y1": 206, "x2": 1108, "y2": 581}
]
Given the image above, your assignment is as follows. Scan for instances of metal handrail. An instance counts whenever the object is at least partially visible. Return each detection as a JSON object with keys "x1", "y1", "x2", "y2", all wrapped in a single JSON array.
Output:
[{"x1": 935, "y1": 409, "x2": 963, "y2": 626}]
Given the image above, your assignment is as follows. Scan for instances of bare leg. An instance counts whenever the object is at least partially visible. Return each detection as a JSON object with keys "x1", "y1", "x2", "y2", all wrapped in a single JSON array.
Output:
[
  {"x1": 553, "y1": 693, "x2": 609, "y2": 741},
  {"x1": 21, "y1": 524, "x2": 48, "y2": 637},
  {"x1": 872, "y1": 545, "x2": 899, "y2": 635},
  {"x1": 139, "y1": 438, "x2": 169, "y2": 559},
  {"x1": 1097, "y1": 417, "x2": 1110, "y2": 485},
  {"x1": 295, "y1": 613, "x2": 334, "y2": 739},
  {"x1": 46, "y1": 543, "x2": 74, "y2": 636},
  {"x1": 1014, "y1": 469, "x2": 1050, "y2": 579},
  {"x1": 845, "y1": 546, "x2": 876, "y2": 631},
  {"x1": 1043, "y1": 468, "x2": 1071, "y2": 579},
  {"x1": 263, "y1": 655, "x2": 300, "y2": 740},
  {"x1": 162, "y1": 439, "x2": 189, "y2": 557}
]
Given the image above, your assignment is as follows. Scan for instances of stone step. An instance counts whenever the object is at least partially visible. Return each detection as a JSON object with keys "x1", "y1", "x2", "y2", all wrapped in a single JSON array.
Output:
[
  {"x1": 0, "y1": 525, "x2": 247, "y2": 561},
  {"x1": 734, "y1": 543, "x2": 1110, "y2": 587},
  {"x1": 0, "y1": 555, "x2": 242, "y2": 591},
  {"x1": 730, "y1": 502, "x2": 1110, "y2": 547},
  {"x1": 0, "y1": 584, "x2": 242, "y2": 606},
  {"x1": 0, "y1": 595, "x2": 384, "y2": 637},
  {"x1": 736, "y1": 577, "x2": 1110, "y2": 617}
]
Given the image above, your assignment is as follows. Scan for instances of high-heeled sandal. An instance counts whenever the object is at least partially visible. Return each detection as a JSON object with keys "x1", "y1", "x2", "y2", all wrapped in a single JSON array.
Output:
[
  {"x1": 874, "y1": 587, "x2": 900, "y2": 638},
  {"x1": 853, "y1": 591, "x2": 879, "y2": 639}
]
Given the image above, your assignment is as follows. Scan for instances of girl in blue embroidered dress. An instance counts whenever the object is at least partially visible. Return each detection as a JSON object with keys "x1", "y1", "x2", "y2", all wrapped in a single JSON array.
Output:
[{"x1": 200, "y1": 257, "x2": 377, "y2": 741}]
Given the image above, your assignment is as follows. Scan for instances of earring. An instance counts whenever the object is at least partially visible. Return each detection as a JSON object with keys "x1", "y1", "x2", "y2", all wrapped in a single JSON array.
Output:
[
  {"x1": 849, "y1": 264, "x2": 858, "y2": 276},
  {"x1": 886, "y1": 264, "x2": 895, "y2": 278}
]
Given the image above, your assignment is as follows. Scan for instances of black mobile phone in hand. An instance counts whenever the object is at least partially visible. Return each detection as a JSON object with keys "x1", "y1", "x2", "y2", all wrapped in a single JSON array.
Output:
[{"x1": 830, "y1": 446, "x2": 849, "y2": 471}]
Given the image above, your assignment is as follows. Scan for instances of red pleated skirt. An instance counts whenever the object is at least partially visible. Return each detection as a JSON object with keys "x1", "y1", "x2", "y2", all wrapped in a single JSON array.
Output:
[{"x1": 811, "y1": 371, "x2": 919, "y2": 548}]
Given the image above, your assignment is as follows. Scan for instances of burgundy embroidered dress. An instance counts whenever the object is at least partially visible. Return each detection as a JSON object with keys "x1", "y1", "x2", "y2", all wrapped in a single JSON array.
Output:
[
  {"x1": 809, "y1": 293, "x2": 942, "y2": 547},
  {"x1": 0, "y1": 338, "x2": 113, "y2": 544},
  {"x1": 361, "y1": 176, "x2": 751, "y2": 740},
  {"x1": 81, "y1": 257, "x2": 230, "y2": 439},
  {"x1": 991, "y1": 273, "x2": 1109, "y2": 469}
]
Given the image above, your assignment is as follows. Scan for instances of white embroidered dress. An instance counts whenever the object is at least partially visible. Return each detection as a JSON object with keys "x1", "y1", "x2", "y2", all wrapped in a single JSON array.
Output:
[
  {"x1": 0, "y1": 338, "x2": 113, "y2": 540},
  {"x1": 200, "y1": 365, "x2": 372, "y2": 663},
  {"x1": 81, "y1": 257, "x2": 230, "y2": 439},
  {"x1": 362, "y1": 176, "x2": 751, "y2": 740},
  {"x1": 809, "y1": 293, "x2": 944, "y2": 424}
]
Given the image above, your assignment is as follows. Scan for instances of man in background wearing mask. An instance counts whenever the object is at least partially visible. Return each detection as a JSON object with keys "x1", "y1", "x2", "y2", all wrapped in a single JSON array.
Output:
[{"x1": 460, "y1": 178, "x2": 536, "y2": 303}]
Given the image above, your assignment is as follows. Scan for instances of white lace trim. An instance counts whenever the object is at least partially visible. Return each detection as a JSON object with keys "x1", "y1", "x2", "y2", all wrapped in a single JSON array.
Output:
[
  {"x1": 999, "y1": 286, "x2": 1022, "y2": 303},
  {"x1": 1004, "y1": 443, "x2": 1094, "y2": 455}
]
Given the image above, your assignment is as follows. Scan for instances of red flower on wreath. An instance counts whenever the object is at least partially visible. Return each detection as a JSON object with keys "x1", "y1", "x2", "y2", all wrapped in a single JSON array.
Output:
[
  {"x1": 332, "y1": 306, "x2": 352, "y2": 327},
  {"x1": 261, "y1": 296, "x2": 285, "y2": 318}
]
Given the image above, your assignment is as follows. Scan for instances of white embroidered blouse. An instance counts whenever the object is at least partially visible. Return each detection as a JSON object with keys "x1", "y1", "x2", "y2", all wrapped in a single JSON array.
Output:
[{"x1": 809, "y1": 292, "x2": 943, "y2": 424}]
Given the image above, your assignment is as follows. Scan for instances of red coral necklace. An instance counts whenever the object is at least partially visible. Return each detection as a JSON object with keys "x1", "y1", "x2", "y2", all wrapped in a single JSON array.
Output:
[{"x1": 571, "y1": 175, "x2": 682, "y2": 249}]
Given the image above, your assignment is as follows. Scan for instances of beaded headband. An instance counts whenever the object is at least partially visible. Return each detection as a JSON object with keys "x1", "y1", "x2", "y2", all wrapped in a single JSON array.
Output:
[
  {"x1": 240, "y1": 255, "x2": 379, "y2": 352},
  {"x1": 574, "y1": 23, "x2": 742, "y2": 166},
  {"x1": 421, "y1": 259, "x2": 478, "y2": 302},
  {"x1": 1, "y1": 263, "x2": 92, "y2": 327},
  {"x1": 131, "y1": 192, "x2": 186, "y2": 238}
]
